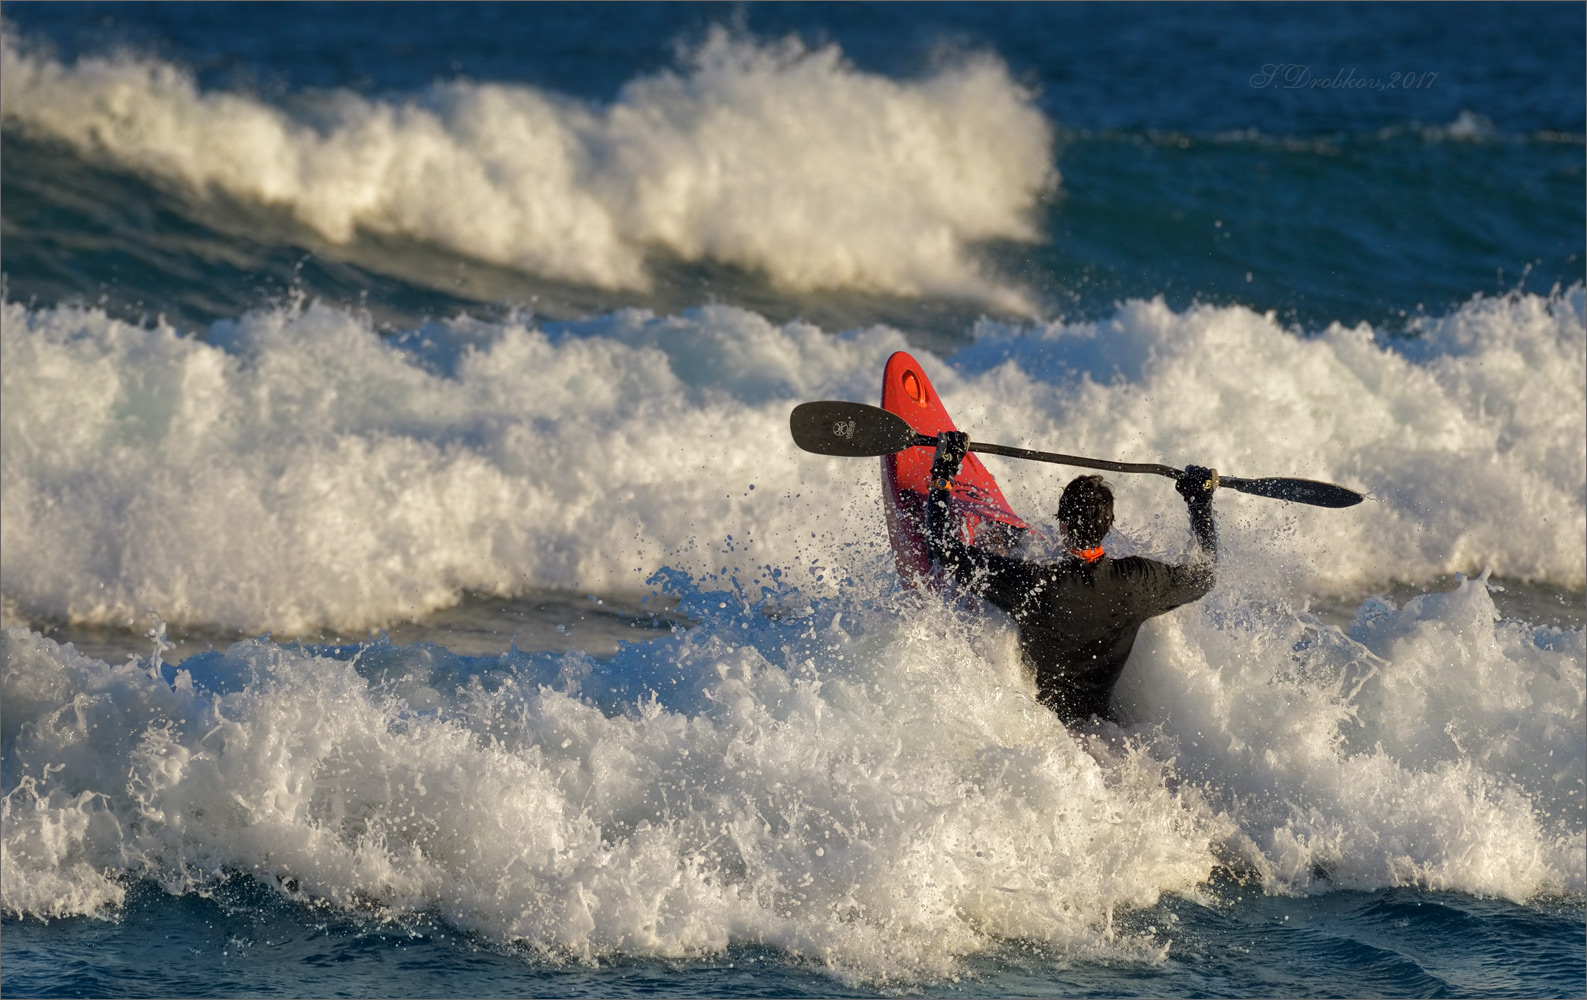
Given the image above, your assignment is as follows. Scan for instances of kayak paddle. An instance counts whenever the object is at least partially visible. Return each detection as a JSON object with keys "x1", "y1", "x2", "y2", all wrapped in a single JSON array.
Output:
[{"x1": 790, "y1": 400, "x2": 1365, "y2": 508}]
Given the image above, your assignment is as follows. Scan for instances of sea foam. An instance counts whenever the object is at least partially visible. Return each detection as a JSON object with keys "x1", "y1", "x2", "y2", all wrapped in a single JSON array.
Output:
[
  {"x1": 3, "y1": 567, "x2": 1580, "y2": 981},
  {"x1": 2, "y1": 287, "x2": 1582, "y2": 634},
  {"x1": 0, "y1": 592, "x2": 1222, "y2": 982},
  {"x1": 0, "y1": 26, "x2": 1053, "y2": 310}
]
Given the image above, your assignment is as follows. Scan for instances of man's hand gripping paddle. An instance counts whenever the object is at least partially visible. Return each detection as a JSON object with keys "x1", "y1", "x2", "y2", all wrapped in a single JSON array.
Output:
[{"x1": 790, "y1": 400, "x2": 1365, "y2": 508}]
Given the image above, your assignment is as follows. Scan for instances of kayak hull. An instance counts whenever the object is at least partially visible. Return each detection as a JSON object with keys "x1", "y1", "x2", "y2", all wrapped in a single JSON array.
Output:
[{"x1": 880, "y1": 351, "x2": 1029, "y2": 585}]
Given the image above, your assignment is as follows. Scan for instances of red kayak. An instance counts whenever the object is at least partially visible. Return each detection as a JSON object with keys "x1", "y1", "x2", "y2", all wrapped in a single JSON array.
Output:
[{"x1": 879, "y1": 351, "x2": 1031, "y2": 585}]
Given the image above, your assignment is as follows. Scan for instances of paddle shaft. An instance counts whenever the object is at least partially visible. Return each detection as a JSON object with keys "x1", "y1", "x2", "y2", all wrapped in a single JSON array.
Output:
[
  {"x1": 933, "y1": 436, "x2": 1178, "y2": 478},
  {"x1": 918, "y1": 434, "x2": 1273, "y2": 492},
  {"x1": 788, "y1": 400, "x2": 1365, "y2": 507}
]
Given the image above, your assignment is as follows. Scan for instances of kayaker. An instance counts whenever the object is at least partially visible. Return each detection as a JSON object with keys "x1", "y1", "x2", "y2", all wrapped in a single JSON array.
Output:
[{"x1": 924, "y1": 430, "x2": 1219, "y2": 726}]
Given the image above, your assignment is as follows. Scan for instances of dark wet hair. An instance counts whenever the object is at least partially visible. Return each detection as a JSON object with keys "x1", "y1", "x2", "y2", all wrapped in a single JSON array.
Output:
[{"x1": 1057, "y1": 475, "x2": 1114, "y2": 547}]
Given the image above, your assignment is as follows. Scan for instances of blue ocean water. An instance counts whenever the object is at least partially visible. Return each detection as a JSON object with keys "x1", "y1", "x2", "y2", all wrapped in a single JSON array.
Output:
[{"x1": 2, "y1": 3, "x2": 1584, "y2": 997}]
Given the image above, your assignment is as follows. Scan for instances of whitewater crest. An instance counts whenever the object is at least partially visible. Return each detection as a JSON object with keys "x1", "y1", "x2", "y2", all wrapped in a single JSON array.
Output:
[
  {"x1": 3, "y1": 567, "x2": 1581, "y2": 982},
  {"x1": 0, "y1": 26, "x2": 1054, "y2": 311},
  {"x1": 2, "y1": 585, "x2": 1221, "y2": 983},
  {"x1": 2, "y1": 287, "x2": 1582, "y2": 635}
]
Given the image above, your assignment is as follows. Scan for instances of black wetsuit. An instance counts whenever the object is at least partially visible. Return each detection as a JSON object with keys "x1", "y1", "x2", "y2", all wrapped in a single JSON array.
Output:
[{"x1": 925, "y1": 482, "x2": 1217, "y2": 726}]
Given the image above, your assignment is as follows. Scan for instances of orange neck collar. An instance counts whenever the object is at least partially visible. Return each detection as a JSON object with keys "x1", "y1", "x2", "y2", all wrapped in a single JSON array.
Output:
[{"x1": 1069, "y1": 545, "x2": 1105, "y2": 564}]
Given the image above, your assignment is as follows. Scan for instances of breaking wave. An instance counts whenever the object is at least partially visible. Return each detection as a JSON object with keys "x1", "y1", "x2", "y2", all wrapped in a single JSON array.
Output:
[
  {"x1": 2, "y1": 287, "x2": 1581, "y2": 633},
  {"x1": 0, "y1": 26, "x2": 1054, "y2": 310}
]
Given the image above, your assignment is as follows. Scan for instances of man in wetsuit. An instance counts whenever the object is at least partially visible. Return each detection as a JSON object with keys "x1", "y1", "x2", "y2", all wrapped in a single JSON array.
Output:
[{"x1": 924, "y1": 431, "x2": 1219, "y2": 726}]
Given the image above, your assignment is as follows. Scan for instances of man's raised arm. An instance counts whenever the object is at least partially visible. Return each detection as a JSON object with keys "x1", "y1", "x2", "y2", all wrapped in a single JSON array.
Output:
[{"x1": 1174, "y1": 464, "x2": 1219, "y2": 567}]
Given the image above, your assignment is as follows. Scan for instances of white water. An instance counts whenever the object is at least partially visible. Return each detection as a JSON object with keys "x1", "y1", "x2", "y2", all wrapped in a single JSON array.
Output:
[
  {"x1": 3, "y1": 567, "x2": 1581, "y2": 982},
  {"x1": 0, "y1": 26, "x2": 1052, "y2": 311},
  {"x1": 2, "y1": 287, "x2": 1582, "y2": 634},
  {"x1": 4, "y1": 10, "x2": 1582, "y2": 987},
  {"x1": 3, "y1": 276, "x2": 1582, "y2": 982}
]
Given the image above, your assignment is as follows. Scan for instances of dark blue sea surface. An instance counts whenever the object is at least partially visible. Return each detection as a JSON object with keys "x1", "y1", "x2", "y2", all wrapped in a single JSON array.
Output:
[
  {"x1": 2, "y1": 3, "x2": 1583, "y2": 997},
  {"x1": 3, "y1": 2, "x2": 1581, "y2": 339},
  {"x1": 4, "y1": 878, "x2": 1583, "y2": 998}
]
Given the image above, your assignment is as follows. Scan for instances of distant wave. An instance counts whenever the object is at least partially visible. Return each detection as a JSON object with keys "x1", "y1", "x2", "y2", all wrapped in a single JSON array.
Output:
[
  {"x1": 2, "y1": 287, "x2": 1581, "y2": 633},
  {"x1": 0, "y1": 26, "x2": 1054, "y2": 311}
]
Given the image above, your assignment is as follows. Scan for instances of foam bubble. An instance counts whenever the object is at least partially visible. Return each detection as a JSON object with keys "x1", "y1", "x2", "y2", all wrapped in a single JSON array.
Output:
[{"x1": 0, "y1": 27, "x2": 1053, "y2": 310}]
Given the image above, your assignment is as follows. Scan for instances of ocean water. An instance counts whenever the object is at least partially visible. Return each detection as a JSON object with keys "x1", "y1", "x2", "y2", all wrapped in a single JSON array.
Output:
[{"x1": 2, "y1": 3, "x2": 1583, "y2": 997}]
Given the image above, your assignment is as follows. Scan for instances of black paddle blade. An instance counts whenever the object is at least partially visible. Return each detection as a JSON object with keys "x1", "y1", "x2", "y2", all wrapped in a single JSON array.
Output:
[
  {"x1": 1222, "y1": 476, "x2": 1364, "y2": 507},
  {"x1": 790, "y1": 401, "x2": 924, "y2": 457}
]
